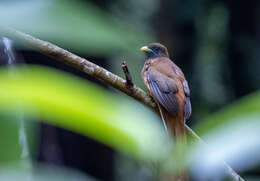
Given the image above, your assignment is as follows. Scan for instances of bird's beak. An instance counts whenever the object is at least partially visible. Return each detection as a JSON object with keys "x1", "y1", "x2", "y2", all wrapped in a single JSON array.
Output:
[{"x1": 140, "y1": 46, "x2": 152, "y2": 52}]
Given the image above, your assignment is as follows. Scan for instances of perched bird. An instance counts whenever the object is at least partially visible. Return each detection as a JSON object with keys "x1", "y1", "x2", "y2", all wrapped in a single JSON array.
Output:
[{"x1": 140, "y1": 43, "x2": 191, "y2": 140}]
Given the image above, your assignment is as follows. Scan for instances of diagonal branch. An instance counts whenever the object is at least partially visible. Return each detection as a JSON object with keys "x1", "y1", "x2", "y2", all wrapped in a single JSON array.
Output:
[
  {"x1": 1, "y1": 28, "x2": 244, "y2": 181},
  {"x1": 1, "y1": 28, "x2": 155, "y2": 110}
]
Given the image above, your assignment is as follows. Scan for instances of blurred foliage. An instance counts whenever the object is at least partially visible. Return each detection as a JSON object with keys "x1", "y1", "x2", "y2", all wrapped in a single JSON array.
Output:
[
  {"x1": 188, "y1": 91, "x2": 260, "y2": 179},
  {"x1": 0, "y1": 116, "x2": 24, "y2": 163},
  {"x1": 0, "y1": 0, "x2": 153, "y2": 55},
  {"x1": 0, "y1": 164, "x2": 97, "y2": 181},
  {"x1": 1, "y1": 0, "x2": 260, "y2": 180},
  {"x1": 0, "y1": 114, "x2": 34, "y2": 164},
  {"x1": 2, "y1": 65, "x2": 260, "y2": 180},
  {"x1": 0, "y1": 65, "x2": 169, "y2": 162},
  {"x1": 195, "y1": 91, "x2": 260, "y2": 135},
  {"x1": 192, "y1": 3, "x2": 233, "y2": 123},
  {"x1": 195, "y1": 4, "x2": 230, "y2": 105}
]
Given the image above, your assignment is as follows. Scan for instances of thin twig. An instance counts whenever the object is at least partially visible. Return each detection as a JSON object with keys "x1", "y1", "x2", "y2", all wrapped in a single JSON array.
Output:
[
  {"x1": 1, "y1": 28, "x2": 245, "y2": 181},
  {"x1": 121, "y1": 61, "x2": 134, "y2": 88}
]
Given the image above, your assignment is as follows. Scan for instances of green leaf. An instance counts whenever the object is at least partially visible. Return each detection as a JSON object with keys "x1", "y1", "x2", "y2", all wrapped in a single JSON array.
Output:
[
  {"x1": 0, "y1": 163, "x2": 97, "y2": 181},
  {"x1": 188, "y1": 92, "x2": 260, "y2": 177},
  {"x1": 194, "y1": 91, "x2": 260, "y2": 136},
  {"x1": 0, "y1": 65, "x2": 168, "y2": 161}
]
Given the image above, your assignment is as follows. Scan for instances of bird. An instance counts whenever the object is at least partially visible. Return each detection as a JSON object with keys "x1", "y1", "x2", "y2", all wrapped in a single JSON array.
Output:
[{"x1": 140, "y1": 43, "x2": 191, "y2": 142}]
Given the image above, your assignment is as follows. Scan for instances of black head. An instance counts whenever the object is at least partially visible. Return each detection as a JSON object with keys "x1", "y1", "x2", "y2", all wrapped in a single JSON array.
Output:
[{"x1": 140, "y1": 43, "x2": 169, "y2": 59}]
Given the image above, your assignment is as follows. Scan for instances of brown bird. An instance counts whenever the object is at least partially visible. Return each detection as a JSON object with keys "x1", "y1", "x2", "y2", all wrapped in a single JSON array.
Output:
[{"x1": 140, "y1": 43, "x2": 191, "y2": 141}]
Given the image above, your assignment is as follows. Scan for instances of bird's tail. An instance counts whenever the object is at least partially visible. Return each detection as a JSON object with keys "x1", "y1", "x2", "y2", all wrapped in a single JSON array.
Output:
[
  {"x1": 167, "y1": 116, "x2": 189, "y2": 181},
  {"x1": 160, "y1": 108, "x2": 186, "y2": 144},
  {"x1": 159, "y1": 107, "x2": 189, "y2": 181}
]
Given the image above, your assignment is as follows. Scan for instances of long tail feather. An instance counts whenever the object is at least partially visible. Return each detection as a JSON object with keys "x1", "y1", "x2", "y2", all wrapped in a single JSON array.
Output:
[{"x1": 158, "y1": 106, "x2": 189, "y2": 181}]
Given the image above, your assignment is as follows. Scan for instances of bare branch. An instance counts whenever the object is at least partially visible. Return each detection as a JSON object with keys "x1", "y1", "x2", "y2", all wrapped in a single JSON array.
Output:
[
  {"x1": 1, "y1": 28, "x2": 245, "y2": 181},
  {"x1": 1, "y1": 28, "x2": 156, "y2": 109}
]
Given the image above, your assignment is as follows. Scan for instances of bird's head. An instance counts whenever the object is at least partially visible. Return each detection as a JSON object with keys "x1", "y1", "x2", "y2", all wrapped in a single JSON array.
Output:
[{"x1": 140, "y1": 43, "x2": 169, "y2": 59}]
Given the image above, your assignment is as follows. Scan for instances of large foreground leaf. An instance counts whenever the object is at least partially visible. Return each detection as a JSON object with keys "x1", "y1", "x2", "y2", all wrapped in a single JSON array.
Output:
[{"x1": 0, "y1": 65, "x2": 168, "y2": 161}]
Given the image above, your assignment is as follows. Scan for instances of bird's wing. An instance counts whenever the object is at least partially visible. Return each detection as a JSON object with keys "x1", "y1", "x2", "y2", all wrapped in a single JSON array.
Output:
[
  {"x1": 146, "y1": 67, "x2": 179, "y2": 115},
  {"x1": 182, "y1": 80, "x2": 192, "y2": 121}
]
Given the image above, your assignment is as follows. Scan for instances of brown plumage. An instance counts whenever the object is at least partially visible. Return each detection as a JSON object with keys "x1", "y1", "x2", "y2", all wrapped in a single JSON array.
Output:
[
  {"x1": 141, "y1": 43, "x2": 191, "y2": 180},
  {"x1": 140, "y1": 43, "x2": 191, "y2": 140}
]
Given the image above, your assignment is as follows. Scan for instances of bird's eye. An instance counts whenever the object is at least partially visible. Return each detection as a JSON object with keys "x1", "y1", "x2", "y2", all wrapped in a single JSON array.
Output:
[{"x1": 153, "y1": 48, "x2": 159, "y2": 54}]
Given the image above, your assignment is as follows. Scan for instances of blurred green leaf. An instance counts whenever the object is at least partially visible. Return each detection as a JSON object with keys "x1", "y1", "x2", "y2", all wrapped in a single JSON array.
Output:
[
  {"x1": 0, "y1": 115, "x2": 22, "y2": 162},
  {"x1": 0, "y1": 0, "x2": 153, "y2": 54},
  {"x1": 194, "y1": 92, "x2": 260, "y2": 135},
  {"x1": 188, "y1": 92, "x2": 260, "y2": 178},
  {"x1": 245, "y1": 177, "x2": 260, "y2": 181},
  {"x1": 0, "y1": 65, "x2": 168, "y2": 161},
  {"x1": 0, "y1": 114, "x2": 34, "y2": 172},
  {"x1": 0, "y1": 163, "x2": 97, "y2": 181}
]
